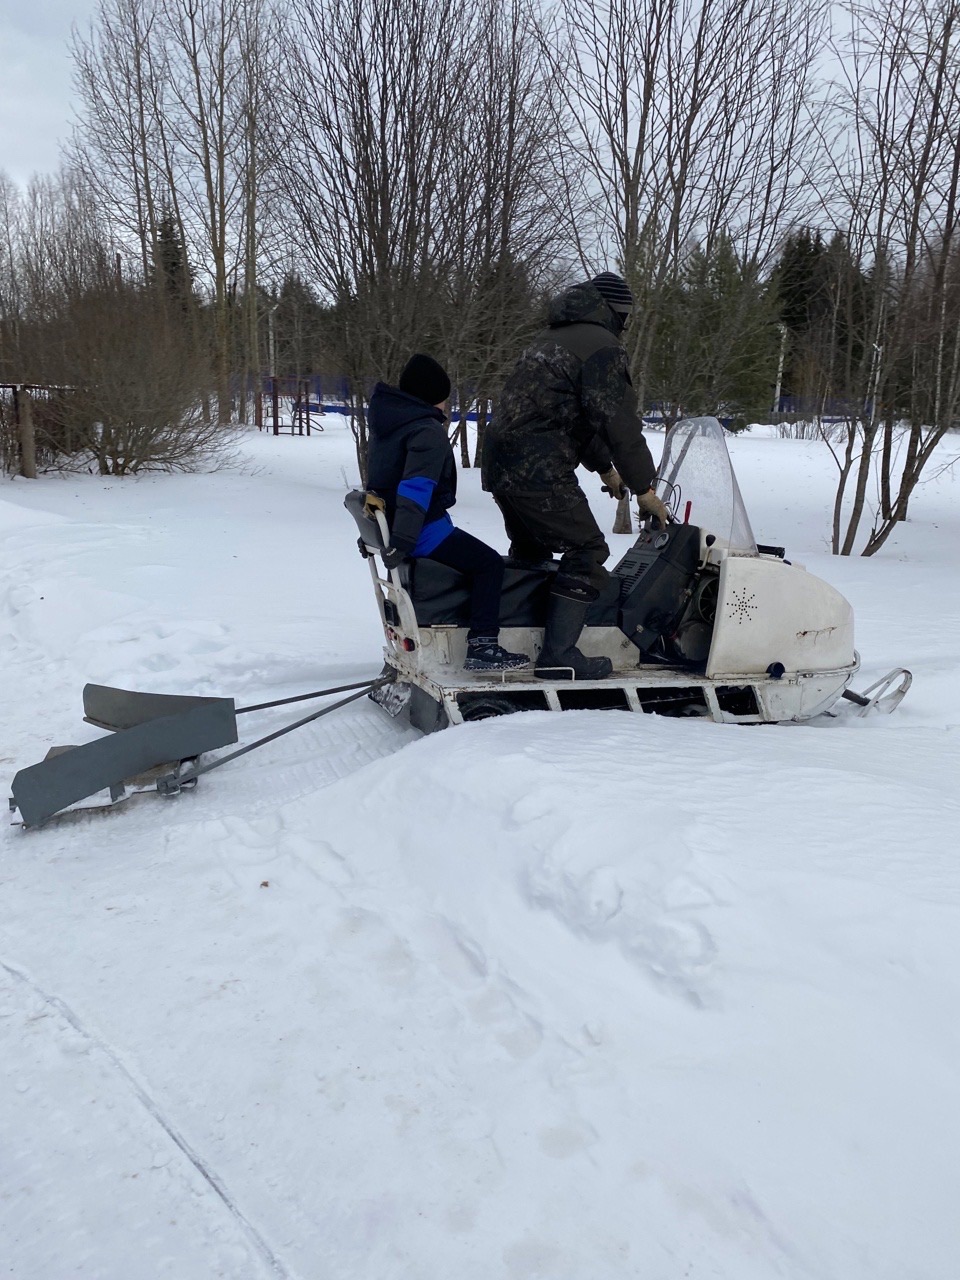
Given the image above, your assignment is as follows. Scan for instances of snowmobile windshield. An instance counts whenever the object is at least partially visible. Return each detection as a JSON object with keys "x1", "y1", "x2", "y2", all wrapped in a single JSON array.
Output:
[{"x1": 655, "y1": 417, "x2": 757, "y2": 553}]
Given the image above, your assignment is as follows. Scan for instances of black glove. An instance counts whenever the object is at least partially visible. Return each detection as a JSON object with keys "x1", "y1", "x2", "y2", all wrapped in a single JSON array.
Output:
[{"x1": 381, "y1": 545, "x2": 408, "y2": 570}]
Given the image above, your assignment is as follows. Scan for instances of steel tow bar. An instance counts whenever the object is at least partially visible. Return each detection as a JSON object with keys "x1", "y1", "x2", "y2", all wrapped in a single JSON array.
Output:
[
  {"x1": 156, "y1": 675, "x2": 395, "y2": 796},
  {"x1": 235, "y1": 679, "x2": 386, "y2": 715}
]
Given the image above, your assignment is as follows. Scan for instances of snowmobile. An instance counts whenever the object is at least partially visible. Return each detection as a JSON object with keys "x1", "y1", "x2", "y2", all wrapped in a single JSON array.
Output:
[
  {"x1": 8, "y1": 417, "x2": 909, "y2": 828},
  {"x1": 345, "y1": 416, "x2": 911, "y2": 732}
]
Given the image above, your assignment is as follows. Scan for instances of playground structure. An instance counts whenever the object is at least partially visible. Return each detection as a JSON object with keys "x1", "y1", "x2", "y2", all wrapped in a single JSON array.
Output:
[
  {"x1": 254, "y1": 375, "x2": 357, "y2": 435},
  {"x1": 257, "y1": 375, "x2": 326, "y2": 435}
]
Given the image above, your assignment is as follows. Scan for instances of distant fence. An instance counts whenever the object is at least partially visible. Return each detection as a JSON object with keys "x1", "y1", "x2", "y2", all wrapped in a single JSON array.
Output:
[
  {"x1": 233, "y1": 377, "x2": 745, "y2": 441},
  {"x1": 776, "y1": 394, "x2": 874, "y2": 420}
]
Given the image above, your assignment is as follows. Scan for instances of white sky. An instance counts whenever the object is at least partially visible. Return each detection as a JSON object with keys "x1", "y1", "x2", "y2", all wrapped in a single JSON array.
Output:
[{"x1": 0, "y1": 0, "x2": 99, "y2": 187}]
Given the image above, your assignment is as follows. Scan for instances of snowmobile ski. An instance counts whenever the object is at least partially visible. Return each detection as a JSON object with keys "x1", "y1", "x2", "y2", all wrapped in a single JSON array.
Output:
[{"x1": 838, "y1": 668, "x2": 913, "y2": 716}]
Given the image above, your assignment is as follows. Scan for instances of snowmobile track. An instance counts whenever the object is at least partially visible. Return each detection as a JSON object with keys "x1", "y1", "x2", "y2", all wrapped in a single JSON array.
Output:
[{"x1": 0, "y1": 955, "x2": 301, "y2": 1280}]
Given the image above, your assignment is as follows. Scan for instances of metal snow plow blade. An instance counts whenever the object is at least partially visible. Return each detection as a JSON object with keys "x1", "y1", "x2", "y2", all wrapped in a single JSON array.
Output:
[
  {"x1": 82, "y1": 682, "x2": 231, "y2": 732},
  {"x1": 839, "y1": 668, "x2": 912, "y2": 717},
  {"x1": 10, "y1": 692, "x2": 238, "y2": 829},
  {"x1": 9, "y1": 676, "x2": 393, "y2": 829}
]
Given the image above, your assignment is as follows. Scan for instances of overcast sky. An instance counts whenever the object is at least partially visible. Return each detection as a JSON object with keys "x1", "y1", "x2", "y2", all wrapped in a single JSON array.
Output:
[{"x1": 1, "y1": 0, "x2": 99, "y2": 186}]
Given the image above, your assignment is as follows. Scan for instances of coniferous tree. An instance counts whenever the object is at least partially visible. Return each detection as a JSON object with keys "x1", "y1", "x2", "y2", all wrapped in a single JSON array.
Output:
[
  {"x1": 648, "y1": 235, "x2": 781, "y2": 427},
  {"x1": 274, "y1": 272, "x2": 324, "y2": 378},
  {"x1": 771, "y1": 229, "x2": 873, "y2": 416},
  {"x1": 150, "y1": 210, "x2": 194, "y2": 306}
]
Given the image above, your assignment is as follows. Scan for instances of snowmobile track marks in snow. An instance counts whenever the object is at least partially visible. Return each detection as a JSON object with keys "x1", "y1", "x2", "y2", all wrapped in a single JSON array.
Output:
[
  {"x1": 0, "y1": 955, "x2": 299, "y2": 1280},
  {"x1": 164, "y1": 702, "x2": 419, "y2": 822}
]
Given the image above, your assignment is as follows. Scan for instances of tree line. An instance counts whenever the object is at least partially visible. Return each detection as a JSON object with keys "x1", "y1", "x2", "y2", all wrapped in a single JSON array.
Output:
[{"x1": 2, "y1": 0, "x2": 960, "y2": 553}]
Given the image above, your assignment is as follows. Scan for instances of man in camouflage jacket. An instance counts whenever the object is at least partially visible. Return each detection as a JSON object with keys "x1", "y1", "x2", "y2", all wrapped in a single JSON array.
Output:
[{"x1": 482, "y1": 272, "x2": 670, "y2": 679}]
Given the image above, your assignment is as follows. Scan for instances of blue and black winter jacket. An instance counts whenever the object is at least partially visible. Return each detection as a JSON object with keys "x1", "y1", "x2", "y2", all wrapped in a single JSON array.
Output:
[{"x1": 366, "y1": 382, "x2": 457, "y2": 556}]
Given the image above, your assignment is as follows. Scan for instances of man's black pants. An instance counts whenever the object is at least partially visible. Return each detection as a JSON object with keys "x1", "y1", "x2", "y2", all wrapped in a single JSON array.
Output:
[
  {"x1": 493, "y1": 489, "x2": 610, "y2": 596},
  {"x1": 421, "y1": 528, "x2": 504, "y2": 640}
]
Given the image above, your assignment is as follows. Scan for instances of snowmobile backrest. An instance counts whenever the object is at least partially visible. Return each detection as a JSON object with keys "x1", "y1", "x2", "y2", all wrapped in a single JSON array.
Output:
[{"x1": 344, "y1": 489, "x2": 390, "y2": 552}]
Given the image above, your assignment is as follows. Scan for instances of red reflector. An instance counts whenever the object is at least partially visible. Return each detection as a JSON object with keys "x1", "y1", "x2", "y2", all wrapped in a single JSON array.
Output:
[
  {"x1": 402, "y1": 637, "x2": 416, "y2": 651},
  {"x1": 683, "y1": 500, "x2": 692, "y2": 524}
]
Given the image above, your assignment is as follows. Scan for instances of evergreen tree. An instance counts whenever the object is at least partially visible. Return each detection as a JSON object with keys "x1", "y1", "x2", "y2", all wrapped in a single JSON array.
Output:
[
  {"x1": 275, "y1": 272, "x2": 325, "y2": 377},
  {"x1": 648, "y1": 234, "x2": 781, "y2": 426},
  {"x1": 774, "y1": 228, "x2": 827, "y2": 335},
  {"x1": 770, "y1": 229, "x2": 873, "y2": 413},
  {"x1": 150, "y1": 212, "x2": 193, "y2": 307}
]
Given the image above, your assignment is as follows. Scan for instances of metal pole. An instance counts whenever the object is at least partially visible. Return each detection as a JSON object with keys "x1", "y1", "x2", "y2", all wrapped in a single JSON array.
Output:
[
  {"x1": 268, "y1": 303, "x2": 280, "y2": 436},
  {"x1": 158, "y1": 677, "x2": 393, "y2": 794},
  {"x1": 237, "y1": 678, "x2": 385, "y2": 715},
  {"x1": 17, "y1": 385, "x2": 37, "y2": 479}
]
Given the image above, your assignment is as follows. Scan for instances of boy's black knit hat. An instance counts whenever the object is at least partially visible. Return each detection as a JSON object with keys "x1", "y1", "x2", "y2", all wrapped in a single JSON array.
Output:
[
  {"x1": 589, "y1": 271, "x2": 634, "y2": 314},
  {"x1": 398, "y1": 353, "x2": 451, "y2": 405}
]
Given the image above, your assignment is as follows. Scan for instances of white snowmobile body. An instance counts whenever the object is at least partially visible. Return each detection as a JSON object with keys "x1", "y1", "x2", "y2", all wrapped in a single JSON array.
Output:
[{"x1": 346, "y1": 417, "x2": 884, "y2": 732}]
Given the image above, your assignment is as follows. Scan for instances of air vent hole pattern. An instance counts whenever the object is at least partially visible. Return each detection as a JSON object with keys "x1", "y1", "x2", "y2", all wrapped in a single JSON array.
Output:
[{"x1": 727, "y1": 587, "x2": 758, "y2": 624}]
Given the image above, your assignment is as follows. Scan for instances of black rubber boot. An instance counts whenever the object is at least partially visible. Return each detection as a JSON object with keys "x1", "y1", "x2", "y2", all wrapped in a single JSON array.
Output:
[{"x1": 535, "y1": 592, "x2": 613, "y2": 681}]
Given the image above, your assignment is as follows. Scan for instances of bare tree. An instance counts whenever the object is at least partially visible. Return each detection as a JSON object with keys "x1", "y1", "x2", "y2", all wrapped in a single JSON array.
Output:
[
  {"x1": 71, "y1": 0, "x2": 271, "y2": 422},
  {"x1": 0, "y1": 167, "x2": 221, "y2": 476},
  {"x1": 43, "y1": 281, "x2": 225, "y2": 474},
  {"x1": 70, "y1": 0, "x2": 170, "y2": 280},
  {"x1": 158, "y1": 0, "x2": 248, "y2": 419},
  {"x1": 271, "y1": 0, "x2": 480, "y2": 474},
  {"x1": 542, "y1": 0, "x2": 830, "y2": 408},
  {"x1": 0, "y1": 171, "x2": 23, "y2": 381},
  {"x1": 819, "y1": 0, "x2": 960, "y2": 554},
  {"x1": 436, "y1": 0, "x2": 568, "y2": 467}
]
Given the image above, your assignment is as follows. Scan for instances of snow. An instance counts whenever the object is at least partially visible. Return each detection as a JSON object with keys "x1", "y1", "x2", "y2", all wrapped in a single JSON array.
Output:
[{"x1": 2, "y1": 419, "x2": 960, "y2": 1280}]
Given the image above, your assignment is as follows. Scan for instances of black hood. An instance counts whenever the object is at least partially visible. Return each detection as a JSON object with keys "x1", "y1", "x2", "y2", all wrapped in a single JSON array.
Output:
[
  {"x1": 547, "y1": 282, "x2": 622, "y2": 334},
  {"x1": 367, "y1": 382, "x2": 446, "y2": 439}
]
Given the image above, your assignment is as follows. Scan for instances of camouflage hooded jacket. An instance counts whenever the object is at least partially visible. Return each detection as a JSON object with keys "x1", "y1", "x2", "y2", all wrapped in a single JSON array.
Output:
[{"x1": 481, "y1": 282, "x2": 657, "y2": 500}]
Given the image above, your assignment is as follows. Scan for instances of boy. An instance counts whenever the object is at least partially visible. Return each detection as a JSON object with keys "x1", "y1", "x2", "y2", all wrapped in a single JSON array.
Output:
[{"x1": 366, "y1": 353, "x2": 529, "y2": 673}]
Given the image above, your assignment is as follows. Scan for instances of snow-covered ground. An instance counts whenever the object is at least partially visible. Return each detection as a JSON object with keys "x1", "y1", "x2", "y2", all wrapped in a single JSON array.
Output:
[{"x1": 2, "y1": 420, "x2": 959, "y2": 1280}]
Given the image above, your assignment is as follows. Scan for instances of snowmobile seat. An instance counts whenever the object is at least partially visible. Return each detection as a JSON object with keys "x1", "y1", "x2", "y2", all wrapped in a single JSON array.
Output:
[
  {"x1": 344, "y1": 488, "x2": 617, "y2": 630},
  {"x1": 405, "y1": 558, "x2": 620, "y2": 628},
  {"x1": 346, "y1": 489, "x2": 557, "y2": 627},
  {"x1": 406, "y1": 557, "x2": 558, "y2": 627}
]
